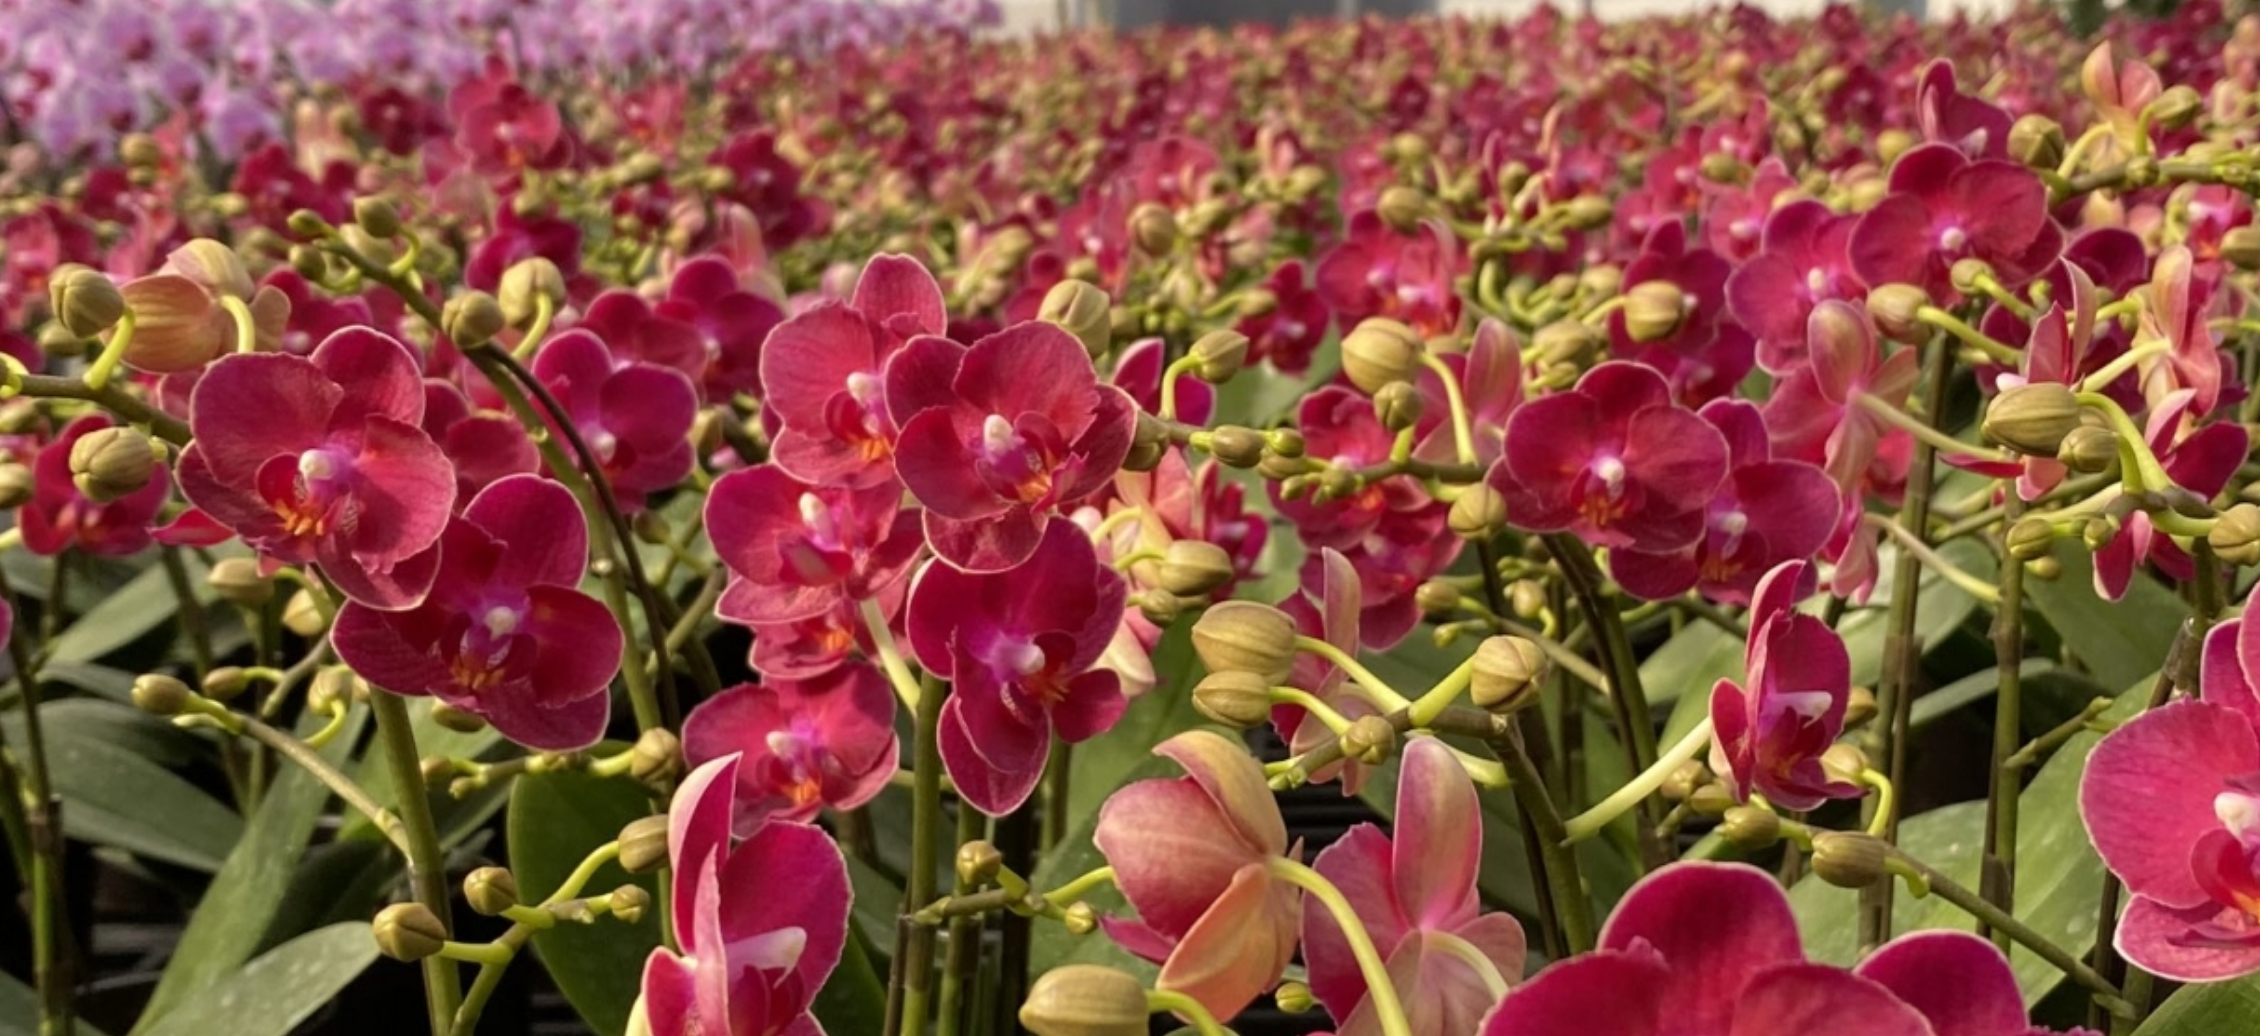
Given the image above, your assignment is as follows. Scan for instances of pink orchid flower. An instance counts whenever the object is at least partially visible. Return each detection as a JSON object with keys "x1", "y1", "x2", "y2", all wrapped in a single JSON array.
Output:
[
  {"x1": 682, "y1": 662, "x2": 898, "y2": 833},
  {"x1": 1489, "y1": 361, "x2": 1729, "y2": 553},
  {"x1": 529, "y1": 328, "x2": 700, "y2": 508},
  {"x1": 1708, "y1": 559, "x2": 1861, "y2": 811},
  {"x1": 1305, "y1": 737, "x2": 1526, "y2": 1036},
  {"x1": 758, "y1": 253, "x2": 949, "y2": 490},
  {"x1": 1610, "y1": 400, "x2": 1839, "y2": 605},
  {"x1": 332, "y1": 474, "x2": 619, "y2": 751},
  {"x1": 705, "y1": 462, "x2": 924, "y2": 626}
]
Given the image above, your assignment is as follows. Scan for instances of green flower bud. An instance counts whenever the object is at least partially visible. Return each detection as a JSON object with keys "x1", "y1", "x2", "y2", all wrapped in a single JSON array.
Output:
[
  {"x1": 1020, "y1": 965, "x2": 1149, "y2": 1036},
  {"x1": 1508, "y1": 579, "x2": 1548, "y2": 620},
  {"x1": 619, "y1": 814, "x2": 672, "y2": 875},
  {"x1": 1472, "y1": 636, "x2": 1548, "y2": 713},
  {"x1": 1191, "y1": 600, "x2": 1299, "y2": 685},
  {"x1": 68, "y1": 426, "x2": 158, "y2": 504},
  {"x1": 1812, "y1": 831, "x2": 1892, "y2": 889},
  {"x1": 2210, "y1": 503, "x2": 2260, "y2": 567},
  {"x1": 1128, "y1": 203, "x2": 1177, "y2": 256},
  {"x1": 1687, "y1": 782, "x2": 1737, "y2": 817},
  {"x1": 1342, "y1": 714, "x2": 1397, "y2": 765},
  {"x1": 1205, "y1": 425, "x2": 1267, "y2": 469},
  {"x1": 1189, "y1": 329, "x2": 1249, "y2": 384},
  {"x1": 353, "y1": 197, "x2": 403, "y2": 240},
  {"x1": 201, "y1": 666, "x2": 250, "y2": 702},
  {"x1": 1620, "y1": 281, "x2": 1686, "y2": 343},
  {"x1": 1376, "y1": 185, "x2": 1429, "y2": 233},
  {"x1": 119, "y1": 133, "x2": 162, "y2": 168},
  {"x1": 497, "y1": 258, "x2": 566, "y2": 327},
  {"x1": 1157, "y1": 540, "x2": 1235, "y2": 597},
  {"x1": 957, "y1": 840, "x2": 1004, "y2": 886},
  {"x1": 2006, "y1": 517, "x2": 2058, "y2": 562},
  {"x1": 443, "y1": 291, "x2": 507, "y2": 348},
  {"x1": 2057, "y1": 424, "x2": 2120, "y2": 474},
  {"x1": 1192, "y1": 669, "x2": 1274, "y2": 730},
  {"x1": 0, "y1": 463, "x2": 32, "y2": 510},
  {"x1": 1414, "y1": 579, "x2": 1461, "y2": 617},
  {"x1": 2146, "y1": 85, "x2": 2203, "y2": 130},
  {"x1": 1136, "y1": 589, "x2": 1187, "y2": 627},
  {"x1": 1561, "y1": 195, "x2": 1613, "y2": 230},
  {"x1": 608, "y1": 885, "x2": 651, "y2": 924},
  {"x1": 1531, "y1": 319, "x2": 1602, "y2": 367},
  {"x1": 1720, "y1": 806, "x2": 1783, "y2": 850},
  {"x1": 1339, "y1": 317, "x2": 1425, "y2": 395},
  {"x1": 1820, "y1": 743, "x2": 1869, "y2": 787},
  {"x1": 1448, "y1": 483, "x2": 1509, "y2": 540},
  {"x1": 1265, "y1": 427, "x2": 1307, "y2": 459},
  {"x1": 132, "y1": 673, "x2": 196, "y2": 717},
  {"x1": 465, "y1": 866, "x2": 520, "y2": 915},
  {"x1": 630, "y1": 727, "x2": 684, "y2": 786},
  {"x1": 2007, "y1": 114, "x2": 2067, "y2": 169},
  {"x1": 207, "y1": 556, "x2": 275, "y2": 607},
  {"x1": 1275, "y1": 981, "x2": 1316, "y2": 1014},
  {"x1": 1660, "y1": 760, "x2": 1709, "y2": 802},
  {"x1": 49, "y1": 264, "x2": 124, "y2": 338},
  {"x1": 283, "y1": 587, "x2": 329, "y2": 638},
  {"x1": 1865, "y1": 283, "x2": 1930, "y2": 343},
  {"x1": 2222, "y1": 226, "x2": 2260, "y2": 272},
  {"x1": 1373, "y1": 380, "x2": 1425, "y2": 432},
  {"x1": 428, "y1": 701, "x2": 488, "y2": 734},
  {"x1": 1983, "y1": 383, "x2": 2083, "y2": 457},
  {"x1": 373, "y1": 902, "x2": 449, "y2": 962},
  {"x1": 1038, "y1": 279, "x2": 1112, "y2": 360}
]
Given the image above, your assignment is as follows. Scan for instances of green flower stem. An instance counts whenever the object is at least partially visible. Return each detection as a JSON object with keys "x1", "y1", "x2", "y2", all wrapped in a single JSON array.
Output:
[
  {"x1": 219, "y1": 294, "x2": 257, "y2": 354},
  {"x1": 1146, "y1": 990, "x2": 1230, "y2": 1036},
  {"x1": 1861, "y1": 514, "x2": 2002, "y2": 603},
  {"x1": 0, "y1": 561, "x2": 73, "y2": 1036},
  {"x1": 1271, "y1": 687, "x2": 1352, "y2": 734},
  {"x1": 1158, "y1": 354, "x2": 1200, "y2": 422},
  {"x1": 1860, "y1": 768, "x2": 1897, "y2": 838},
  {"x1": 232, "y1": 712, "x2": 408, "y2": 853},
  {"x1": 897, "y1": 672, "x2": 946, "y2": 1036},
  {"x1": 1981, "y1": 507, "x2": 2028, "y2": 952},
  {"x1": 2079, "y1": 340, "x2": 2172, "y2": 395},
  {"x1": 1489, "y1": 720, "x2": 1597, "y2": 953},
  {"x1": 1415, "y1": 352, "x2": 1479, "y2": 465},
  {"x1": 1294, "y1": 636, "x2": 1413, "y2": 712},
  {"x1": 301, "y1": 702, "x2": 351, "y2": 750},
  {"x1": 547, "y1": 842, "x2": 624, "y2": 906},
  {"x1": 1862, "y1": 334, "x2": 1950, "y2": 953},
  {"x1": 1426, "y1": 930, "x2": 1509, "y2": 999},
  {"x1": 79, "y1": 310, "x2": 136, "y2": 391},
  {"x1": 510, "y1": 293, "x2": 558, "y2": 362},
  {"x1": 1476, "y1": 538, "x2": 1567, "y2": 960},
  {"x1": 1045, "y1": 866, "x2": 1117, "y2": 907},
  {"x1": 158, "y1": 547, "x2": 214, "y2": 678},
  {"x1": 2075, "y1": 392, "x2": 2175, "y2": 495},
  {"x1": 1916, "y1": 305, "x2": 2023, "y2": 366},
  {"x1": 1545, "y1": 533, "x2": 1665, "y2": 868},
  {"x1": 1, "y1": 368, "x2": 189, "y2": 445},
  {"x1": 1853, "y1": 392, "x2": 2013, "y2": 464},
  {"x1": 371, "y1": 689, "x2": 464, "y2": 1036},
  {"x1": 1405, "y1": 653, "x2": 1480, "y2": 729},
  {"x1": 448, "y1": 926, "x2": 532, "y2": 1036},
  {"x1": 1269, "y1": 858, "x2": 1413, "y2": 1036},
  {"x1": 862, "y1": 596, "x2": 925, "y2": 714},
  {"x1": 1886, "y1": 845, "x2": 2134, "y2": 1019},
  {"x1": 936, "y1": 802, "x2": 983, "y2": 1036},
  {"x1": 1561, "y1": 717, "x2": 1714, "y2": 843}
]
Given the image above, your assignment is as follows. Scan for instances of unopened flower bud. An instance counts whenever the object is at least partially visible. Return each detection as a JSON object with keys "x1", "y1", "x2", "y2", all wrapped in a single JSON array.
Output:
[
  {"x1": 2006, "y1": 517, "x2": 2058, "y2": 562},
  {"x1": 2057, "y1": 424, "x2": 2120, "y2": 473},
  {"x1": 1448, "y1": 483, "x2": 1509, "y2": 540},
  {"x1": 2007, "y1": 114, "x2": 2067, "y2": 169},
  {"x1": 1373, "y1": 381, "x2": 1424, "y2": 432},
  {"x1": 619, "y1": 814, "x2": 672, "y2": 874},
  {"x1": 353, "y1": 197, "x2": 402, "y2": 239},
  {"x1": 465, "y1": 866, "x2": 519, "y2": 915},
  {"x1": 1812, "y1": 831, "x2": 1892, "y2": 889},
  {"x1": 1340, "y1": 317, "x2": 1425, "y2": 395},
  {"x1": 1264, "y1": 428, "x2": 1306, "y2": 460},
  {"x1": 1136, "y1": 589, "x2": 1186, "y2": 626},
  {"x1": 207, "y1": 556, "x2": 275, "y2": 607},
  {"x1": 443, "y1": 291, "x2": 507, "y2": 348},
  {"x1": 307, "y1": 669, "x2": 359, "y2": 715},
  {"x1": 630, "y1": 727, "x2": 684, "y2": 785},
  {"x1": 2146, "y1": 85, "x2": 2203, "y2": 130},
  {"x1": 1415, "y1": 579, "x2": 1462, "y2": 617},
  {"x1": 1060, "y1": 901, "x2": 1097, "y2": 934},
  {"x1": 200, "y1": 666, "x2": 249, "y2": 702},
  {"x1": 497, "y1": 258, "x2": 565, "y2": 327},
  {"x1": 2084, "y1": 515, "x2": 2119, "y2": 552},
  {"x1": 1845, "y1": 686, "x2": 1879, "y2": 728},
  {"x1": 1275, "y1": 980, "x2": 1316, "y2": 1014},
  {"x1": 1578, "y1": 264, "x2": 1624, "y2": 299},
  {"x1": 1508, "y1": 579, "x2": 1548, "y2": 620},
  {"x1": 1189, "y1": 329, "x2": 1249, "y2": 383},
  {"x1": 49, "y1": 265, "x2": 124, "y2": 338},
  {"x1": 1660, "y1": 760, "x2": 1709, "y2": 802},
  {"x1": 957, "y1": 840, "x2": 1004, "y2": 886},
  {"x1": 1342, "y1": 714, "x2": 1397, "y2": 765},
  {"x1": 2210, "y1": 503, "x2": 2260, "y2": 566},
  {"x1": 1720, "y1": 806, "x2": 1783, "y2": 849},
  {"x1": 2223, "y1": 227, "x2": 2260, "y2": 272},
  {"x1": 428, "y1": 701, "x2": 487, "y2": 733},
  {"x1": 373, "y1": 902, "x2": 448, "y2": 962},
  {"x1": 1038, "y1": 279, "x2": 1112, "y2": 360},
  {"x1": 1865, "y1": 283, "x2": 1929, "y2": 342},
  {"x1": 132, "y1": 673, "x2": 195, "y2": 716},
  {"x1": 1876, "y1": 128, "x2": 1917, "y2": 165},
  {"x1": 1157, "y1": 540, "x2": 1235, "y2": 597},
  {"x1": 1205, "y1": 425, "x2": 1266, "y2": 468},
  {"x1": 1376, "y1": 186, "x2": 1429, "y2": 233},
  {"x1": 0, "y1": 464, "x2": 29, "y2": 511},
  {"x1": 283, "y1": 587, "x2": 329, "y2": 637},
  {"x1": 119, "y1": 133, "x2": 162, "y2": 168},
  {"x1": 1949, "y1": 258, "x2": 1995, "y2": 296},
  {"x1": 1687, "y1": 782, "x2": 1737, "y2": 817},
  {"x1": 1191, "y1": 600, "x2": 1299, "y2": 684},
  {"x1": 1820, "y1": 743, "x2": 1869, "y2": 787},
  {"x1": 1561, "y1": 195, "x2": 1613, "y2": 230},
  {"x1": 1019, "y1": 964, "x2": 1149, "y2": 1036},
  {"x1": 1983, "y1": 383, "x2": 2083, "y2": 456},
  {"x1": 1620, "y1": 281, "x2": 1686, "y2": 343},
  {"x1": 1192, "y1": 670, "x2": 1273, "y2": 730},
  {"x1": 68, "y1": 427, "x2": 158, "y2": 503},
  {"x1": 609, "y1": 885, "x2": 651, "y2": 924},
  {"x1": 1472, "y1": 636, "x2": 1547, "y2": 713},
  {"x1": 420, "y1": 756, "x2": 455, "y2": 787},
  {"x1": 1531, "y1": 320, "x2": 1601, "y2": 367},
  {"x1": 1128, "y1": 203, "x2": 1177, "y2": 255}
]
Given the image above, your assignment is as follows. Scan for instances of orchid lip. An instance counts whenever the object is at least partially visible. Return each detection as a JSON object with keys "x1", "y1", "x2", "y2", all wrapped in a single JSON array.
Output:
[
  {"x1": 2219, "y1": 788, "x2": 2260, "y2": 842},
  {"x1": 845, "y1": 370, "x2": 880, "y2": 404},
  {"x1": 1938, "y1": 225, "x2": 1969, "y2": 252}
]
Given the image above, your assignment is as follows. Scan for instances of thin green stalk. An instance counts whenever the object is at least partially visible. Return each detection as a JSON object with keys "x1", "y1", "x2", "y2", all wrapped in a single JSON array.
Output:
[
  {"x1": 1146, "y1": 990, "x2": 1228, "y2": 1036},
  {"x1": 1561, "y1": 718, "x2": 1714, "y2": 842},
  {"x1": 448, "y1": 926, "x2": 532, "y2": 1036},
  {"x1": 1490, "y1": 721, "x2": 1596, "y2": 953},
  {"x1": 1889, "y1": 846, "x2": 2134, "y2": 1019},
  {"x1": 159, "y1": 548, "x2": 214, "y2": 678},
  {"x1": 937, "y1": 804, "x2": 984, "y2": 1036},
  {"x1": 1861, "y1": 334, "x2": 1949, "y2": 953},
  {"x1": 371, "y1": 690, "x2": 464, "y2": 1036},
  {"x1": 1980, "y1": 504, "x2": 2027, "y2": 952},
  {"x1": 899, "y1": 672, "x2": 946, "y2": 1036},
  {"x1": 1041, "y1": 743, "x2": 1071, "y2": 853},
  {"x1": 1269, "y1": 858, "x2": 1413, "y2": 1036},
  {"x1": 1545, "y1": 533, "x2": 1664, "y2": 868},
  {"x1": 0, "y1": 559, "x2": 71, "y2": 1036},
  {"x1": 4, "y1": 371, "x2": 189, "y2": 445}
]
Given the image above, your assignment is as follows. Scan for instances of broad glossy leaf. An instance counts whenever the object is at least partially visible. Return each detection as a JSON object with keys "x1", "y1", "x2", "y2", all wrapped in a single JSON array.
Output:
[
  {"x1": 1068, "y1": 619, "x2": 1219, "y2": 824},
  {"x1": 49, "y1": 547, "x2": 237, "y2": 665},
  {"x1": 2025, "y1": 540, "x2": 2183, "y2": 691},
  {"x1": 343, "y1": 695, "x2": 506, "y2": 845},
  {"x1": 1838, "y1": 537, "x2": 1997, "y2": 687},
  {"x1": 811, "y1": 927, "x2": 888, "y2": 1036},
  {"x1": 2133, "y1": 975, "x2": 2260, "y2": 1034},
  {"x1": 138, "y1": 923, "x2": 379, "y2": 1036},
  {"x1": 32, "y1": 703, "x2": 240, "y2": 871},
  {"x1": 135, "y1": 707, "x2": 370, "y2": 1032},
  {"x1": 509, "y1": 758, "x2": 662, "y2": 1036},
  {"x1": 845, "y1": 854, "x2": 902, "y2": 957},
  {"x1": 0, "y1": 970, "x2": 110, "y2": 1036}
]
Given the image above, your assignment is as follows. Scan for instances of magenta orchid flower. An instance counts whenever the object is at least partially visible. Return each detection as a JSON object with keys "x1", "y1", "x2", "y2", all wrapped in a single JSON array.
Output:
[
  {"x1": 1848, "y1": 143, "x2": 2062, "y2": 302},
  {"x1": 1489, "y1": 361, "x2": 1729, "y2": 552},
  {"x1": 2082, "y1": 601, "x2": 2260, "y2": 980},
  {"x1": 758, "y1": 254, "x2": 949, "y2": 490},
  {"x1": 887, "y1": 321, "x2": 1137, "y2": 572},
  {"x1": 529, "y1": 328, "x2": 699, "y2": 507},
  {"x1": 705, "y1": 462, "x2": 924, "y2": 625},
  {"x1": 1480, "y1": 863, "x2": 1947, "y2": 1036},
  {"x1": 2093, "y1": 390, "x2": 2248, "y2": 602},
  {"x1": 421, "y1": 379, "x2": 539, "y2": 511},
  {"x1": 657, "y1": 255, "x2": 784, "y2": 401},
  {"x1": 1275, "y1": 549, "x2": 1386, "y2": 795},
  {"x1": 641, "y1": 754, "x2": 849, "y2": 1036},
  {"x1": 1856, "y1": 931, "x2": 2100, "y2": 1036},
  {"x1": 177, "y1": 327, "x2": 454, "y2": 610},
  {"x1": 909, "y1": 521, "x2": 1127, "y2": 815},
  {"x1": 1762, "y1": 300, "x2": 1920, "y2": 494},
  {"x1": 1708, "y1": 559, "x2": 1860, "y2": 811},
  {"x1": 1236, "y1": 259, "x2": 1332, "y2": 374},
  {"x1": 1304, "y1": 737, "x2": 1526, "y2": 1036},
  {"x1": 332, "y1": 474, "x2": 619, "y2": 751},
  {"x1": 2135, "y1": 246, "x2": 2226, "y2": 419},
  {"x1": 1095, "y1": 730, "x2": 1300, "y2": 1020},
  {"x1": 1314, "y1": 210, "x2": 1463, "y2": 337},
  {"x1": 1726, "y1": 199, "x2": 1867, "y2": 375},
  {"x1": 1610, "y1": 400, "x2": 1840, "y2": 605},
  {"x1": 1272, "y1": 385, "x2": 1442, "y2": 553},
  {"x1": 747, "y1": 582, "x2": 906, "y2": 682},
  {"x1": 682, "y1": 662, "x2": 898, "y2": 833},
  {"x1": 21, "y1": 414, "x2": 170, "y2": 558}
]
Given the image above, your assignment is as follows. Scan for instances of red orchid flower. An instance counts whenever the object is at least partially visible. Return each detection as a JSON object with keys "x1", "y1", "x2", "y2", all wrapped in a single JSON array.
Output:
[
  {"x1": 1708, "y1": 559, "x2": 1860, "y2": 811},
  {"x1": 705, "y1": 462, "x2": 924, "y2": 626},
  {"x1": 1490, "y1": 361, "x2": 1730, "y2": 553},
  {"x1": 759, "y1": 253, "x2": 949, "y2": 490},
  {"x1": 682, "y1": 662, "x2": 898, "y2": 833}
]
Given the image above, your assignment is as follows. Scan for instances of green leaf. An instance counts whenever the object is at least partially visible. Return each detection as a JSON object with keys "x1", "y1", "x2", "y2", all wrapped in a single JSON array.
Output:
[
  {"x1": 1, "y1": 697, "x2": 201, "y2": 772},
  {"x1": 138, "y1": 923, "x2": 380, "y2": 1036},
  {"x1": 2133, "y1": 975, "x2": 2260, "y2": 1034},
  {"x1": 134, "y1": 707, "x2": 371, "y2": 1032},
  {"x1": 846, "y1": 855, "x2": 903, "y2": 959},
  {"x1": 2025, "y1": 540, "x2": 2184, "y2": 691},
  {"x1": 343, "y1": 696, "x2": 506, "y2": 844},
  {"x1": 811, "y1": 927, "x2": 888, "y2": 1036},
  {"x1": 1790, "y1": 675, "x2": 2146, "y2": 1004},
  {"x1": 0, "y1": 970, "x2": 111, "y2": 1036},
  {"x1": 48, "y1": 549, "x2": 229, "y2": 665},
  {"x1": 1838, "y1": 538, "x2": 1997, "y2": 688},
  {"x1": 1645, "y1": 621, "x2": 1744, "y2": 746},
  {"x1": 510, "y1": 759, "x2": 662, "y2": 1036},
  {"x1": 1068, "y1": 619, "x2": 1219, "y2": 825},
  {"x1": 28, "y1": 703, "x2": 240, "y2": 871}
]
